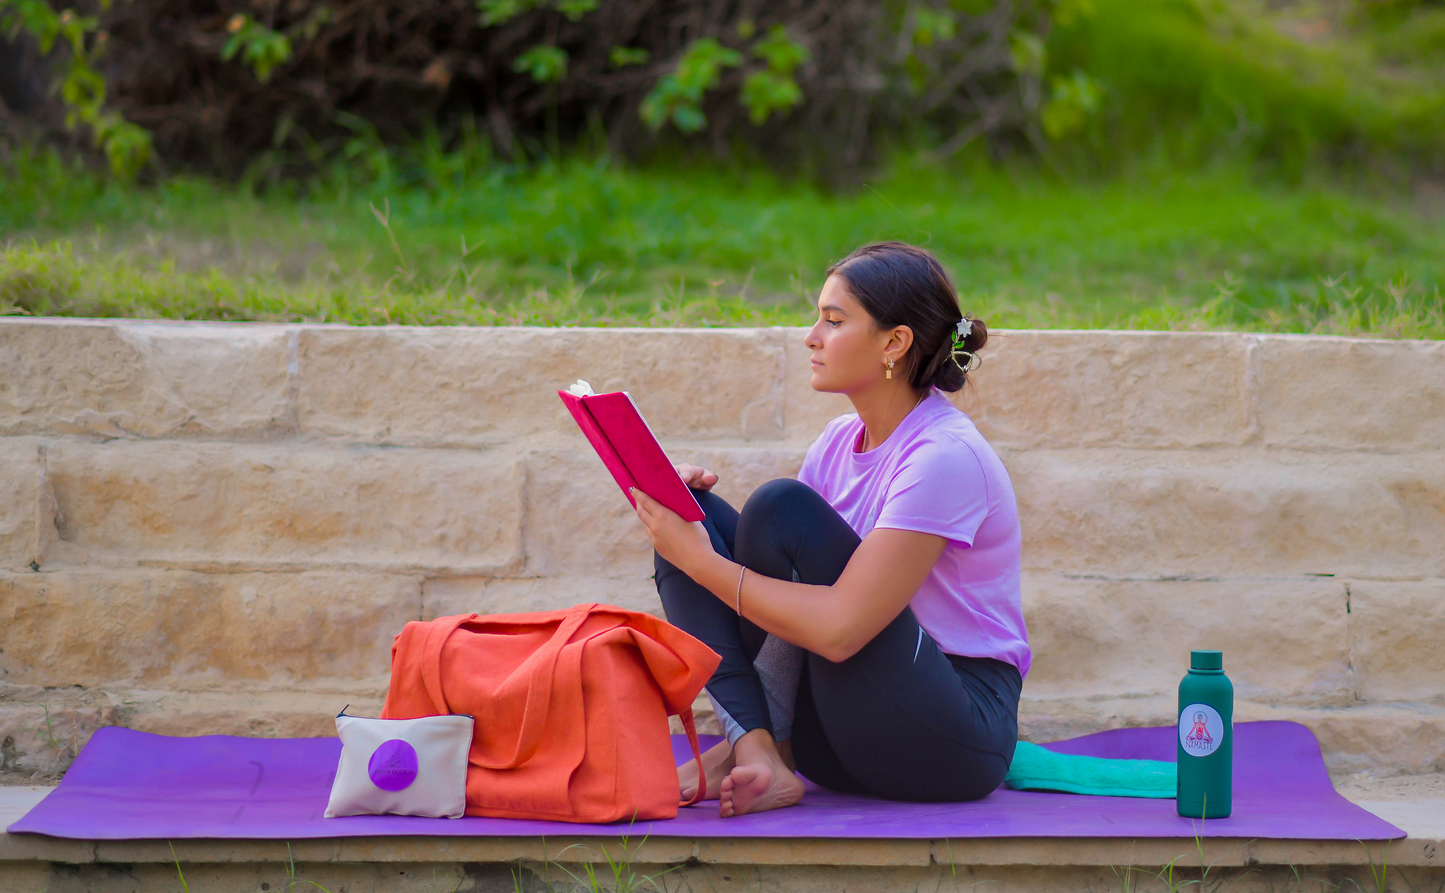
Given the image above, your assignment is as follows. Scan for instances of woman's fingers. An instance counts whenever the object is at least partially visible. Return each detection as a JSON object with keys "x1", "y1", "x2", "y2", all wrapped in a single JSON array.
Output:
[
  {"x1": 630, "y1": 489, "x2": 658, "y2": 546},
  {"x1": 632, "y1": 488, "x2": 662, "y2": 528},
  {"x1": 675, "y1": 464, "x2": 719, "y2": 491}
]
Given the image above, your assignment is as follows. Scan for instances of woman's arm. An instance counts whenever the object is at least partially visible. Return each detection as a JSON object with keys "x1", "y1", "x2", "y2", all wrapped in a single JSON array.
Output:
[{"x1": 632, "y1": 489, "x2": 946, "y2": 663}]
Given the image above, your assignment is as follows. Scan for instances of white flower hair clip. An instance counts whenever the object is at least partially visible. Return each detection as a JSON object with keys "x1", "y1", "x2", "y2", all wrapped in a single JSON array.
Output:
[{"x1": 950, "y1": 317, "x2": 982, "y2": 374}]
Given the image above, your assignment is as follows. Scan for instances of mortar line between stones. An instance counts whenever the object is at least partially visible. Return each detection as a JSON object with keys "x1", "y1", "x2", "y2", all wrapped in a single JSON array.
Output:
[
  {"x1": 29, "y1": 442, "x2": 45, "y2": 571},
  {"x1": 1242, "y1": 334, "x2": 1263, "y2": 446},
  {"x1": 284, "y1": 327, "x2": 301, "y2": 436},
  {"x1": 1344, "y1": 580, "x2": 1362, "y2": 705},
  {"x1": 772, "y1": 328, "x2": 787, "y2": 438}
]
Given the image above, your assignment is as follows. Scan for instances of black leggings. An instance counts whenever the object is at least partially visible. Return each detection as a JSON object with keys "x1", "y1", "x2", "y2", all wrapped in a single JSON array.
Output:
[{"x1": 654, "y1": 478, "x2": 1023, "y2": 802}]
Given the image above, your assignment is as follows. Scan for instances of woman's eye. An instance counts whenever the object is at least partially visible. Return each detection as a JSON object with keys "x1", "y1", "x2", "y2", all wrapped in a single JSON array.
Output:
[{"x1": 827, "y1": 319, "x2": 842, "y2": 328}]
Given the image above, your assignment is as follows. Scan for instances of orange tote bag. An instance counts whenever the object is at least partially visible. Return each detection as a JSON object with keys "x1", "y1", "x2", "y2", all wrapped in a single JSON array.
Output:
[{"x1": 381, "y1": 603, "x2": 721, "y2": 823}]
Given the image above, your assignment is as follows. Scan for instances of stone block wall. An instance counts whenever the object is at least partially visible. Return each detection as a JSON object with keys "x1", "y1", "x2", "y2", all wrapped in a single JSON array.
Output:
[{"x1": 1, "y1": 320, "x2": 1442, "y2": 777}]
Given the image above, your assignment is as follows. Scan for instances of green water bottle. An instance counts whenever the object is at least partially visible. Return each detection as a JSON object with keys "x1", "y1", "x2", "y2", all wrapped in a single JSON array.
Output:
[{"x1": 1177, "y1": 649, "x2": 1232, "y2": 818}]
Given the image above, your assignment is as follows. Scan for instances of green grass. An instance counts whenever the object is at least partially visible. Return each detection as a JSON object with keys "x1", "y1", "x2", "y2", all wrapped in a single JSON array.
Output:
[
  {"x1": 2, "y1": 146, "x2": 1442, "y2": 336},
  {"x1": 1045, "y1": 0, "x2": 1445, "y2": 176}
]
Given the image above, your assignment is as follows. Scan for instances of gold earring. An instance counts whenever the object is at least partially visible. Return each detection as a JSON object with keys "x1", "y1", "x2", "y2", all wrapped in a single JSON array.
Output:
[{"x1": 885, "y1": 358, "x2": 894, "y2": 380}]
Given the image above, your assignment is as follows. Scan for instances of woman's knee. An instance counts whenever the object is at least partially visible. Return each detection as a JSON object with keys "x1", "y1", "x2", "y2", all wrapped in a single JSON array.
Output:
[
  {"x1": 691, "y1": 487, "x2": 732, "y2": 522},
  {"x1": 739, "y1": 478, "x2": 821, "y2": 524},
  {"x1": 736, "y1": 478, "x2": 857, "y2": 584}
]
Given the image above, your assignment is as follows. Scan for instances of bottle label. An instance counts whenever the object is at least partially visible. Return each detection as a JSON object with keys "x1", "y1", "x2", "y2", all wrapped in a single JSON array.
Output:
[{"x1": 1178, "y1": 703, "x2": 1224, "y2": 757}]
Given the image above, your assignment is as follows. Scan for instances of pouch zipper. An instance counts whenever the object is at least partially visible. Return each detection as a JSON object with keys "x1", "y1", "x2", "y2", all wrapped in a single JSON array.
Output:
[{"x1": 336, "y1": 705, "x2": 473, "y2": 720}]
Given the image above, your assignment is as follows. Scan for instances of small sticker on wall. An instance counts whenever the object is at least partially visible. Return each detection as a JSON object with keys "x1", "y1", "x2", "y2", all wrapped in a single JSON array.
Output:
[{"x1": 1178, "y1": 704, "x2": 1224, "y2": 757}]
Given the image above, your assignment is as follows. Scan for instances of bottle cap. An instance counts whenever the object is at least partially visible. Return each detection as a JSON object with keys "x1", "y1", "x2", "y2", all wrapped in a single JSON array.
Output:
[{"x1": 1191, "y1": 650, "x2": 1223, "y2": 671}]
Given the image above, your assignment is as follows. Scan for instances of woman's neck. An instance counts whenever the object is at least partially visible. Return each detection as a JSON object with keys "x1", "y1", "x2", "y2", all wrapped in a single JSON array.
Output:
[{"x1": 850, "y1": 383, "x2": 926, "y2": 452}]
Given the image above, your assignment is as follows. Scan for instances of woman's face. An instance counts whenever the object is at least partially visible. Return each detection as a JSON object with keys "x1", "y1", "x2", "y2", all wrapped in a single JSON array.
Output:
[{"x1": 805, "y1": 274, "x2": 904, "y2": 394}]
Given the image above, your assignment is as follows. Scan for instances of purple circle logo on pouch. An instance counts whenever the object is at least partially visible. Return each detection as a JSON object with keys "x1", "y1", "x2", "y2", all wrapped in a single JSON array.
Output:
[
  {"x1": 1178, "y1": 703, "x2": 1224, "y2": 757},
  {"x1": 368, "y1": 739, "x2": 418, "y2": 791}
]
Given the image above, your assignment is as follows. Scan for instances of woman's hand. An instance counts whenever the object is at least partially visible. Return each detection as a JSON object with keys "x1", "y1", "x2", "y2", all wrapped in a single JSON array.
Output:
[
  {"x1": 632, "y1": 488, "x2": 714, "y2": 574},
  {"x1": 675, "y1": 464, "x2": 719, "y2": 491}
]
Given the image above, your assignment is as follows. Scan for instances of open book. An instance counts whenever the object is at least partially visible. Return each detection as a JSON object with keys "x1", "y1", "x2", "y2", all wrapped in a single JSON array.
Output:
[{"x1": 557, "y1": 380, "x2": 705, "y2": 522}]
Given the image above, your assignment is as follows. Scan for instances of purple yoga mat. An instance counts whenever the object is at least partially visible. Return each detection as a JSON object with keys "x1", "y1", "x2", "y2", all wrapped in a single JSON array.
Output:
[{"x1": 7, "y1": 721, "x2": 1402, "y2": 841}]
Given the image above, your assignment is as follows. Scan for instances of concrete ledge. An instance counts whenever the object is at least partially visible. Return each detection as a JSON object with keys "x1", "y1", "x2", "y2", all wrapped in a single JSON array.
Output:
[{"x1": 3, "y1": 778, "x2": 1442, "y2": 893}]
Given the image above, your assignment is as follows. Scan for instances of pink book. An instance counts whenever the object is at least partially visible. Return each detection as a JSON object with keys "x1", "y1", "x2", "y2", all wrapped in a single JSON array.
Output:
[{"x1": 558, "y1": 381, "x2": 705, "y2": 523}]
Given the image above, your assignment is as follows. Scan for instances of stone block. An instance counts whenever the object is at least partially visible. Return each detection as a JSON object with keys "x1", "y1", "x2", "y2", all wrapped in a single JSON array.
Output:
[
  {"x1": 0, "y1": 569, "x2": 420, "y2": 688},
  {"x1": 781, "y1": 330, "x2": 855, "y2": 442},
  {"x1": 1019, "y1": 696, "x2": 1445, "y2": 776},
  {"x1": 0, "y1": 785, "x2": 95, "y2": 862},
  {"x1": 0, "y1": 686, "x2": 384, "y2": 774},
  {"x1": 121, "y1": 689, "x2": 381, "y2": 739},
  {"x1": 964, "y1": 331, "x2": 1252, "y2": 448},
  {"x1": 0, "y1": 319, "x2": 293, "y2": 439},
  {"x1": 41, "y1": 440, "x2": 522, "y2": 572},
  {"x1": 422, "y1": 574, "x2": 660, "y2": 620},
  {"x1": 1010, "y1": 449, "x2": 1445, "y2": 577},
  {"x1": 1022, "y1": 574, "x2": 1352, "y2": 705},
  {"x1": 0, "y1": 694, "x2": 128, "y2": 776},
  {"x1": 297, "y1": 327, "x2": 787, "y2": 445},
  {"x1": 1294, "y1": 703, "x2": 1445, "y2": 776},
  {"x1": 521, "y1": 447, "x2": 655, "y2": 576},
  {"x1": 0, "y1": 439, "x2": 37, "y2": 571},
  {"x1": 1254, "y1": 336, "x2": 1445, "y2": 451},
  {"x1": 665, "y1": 445, "x2": 808, "y2": 508},
  {"x1": 519, "y1": 446, "x2": 807, "y2": 577},
  {"x1": 783, "y1": 330, "x2": 1253, "y2": 449},
  {"x1": 1347, "y1": 580, "x2": 1445, "y2": 704},
  {"x1": 0, "y1": 864, "x2": 49, "y2": 890}
]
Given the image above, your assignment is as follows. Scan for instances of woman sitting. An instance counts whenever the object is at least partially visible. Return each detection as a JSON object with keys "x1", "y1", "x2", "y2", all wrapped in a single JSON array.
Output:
[{"x1": 631, "y1": 241, "x2": 1029, "y2": 817}]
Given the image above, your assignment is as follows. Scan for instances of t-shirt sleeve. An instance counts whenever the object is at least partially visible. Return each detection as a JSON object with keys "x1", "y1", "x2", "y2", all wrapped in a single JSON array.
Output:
[{"x1": 873, "y1": 436, "x2": 990, "y2": 546}]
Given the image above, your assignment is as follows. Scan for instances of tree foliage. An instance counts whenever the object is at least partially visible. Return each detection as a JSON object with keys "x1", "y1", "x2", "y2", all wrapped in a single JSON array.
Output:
[
  {"x1": 0, "y1": 0, "x2": 1068, "y2": 178},
  {"x1": 0, "y1": 0, "x2": 151, "y2": 177}
]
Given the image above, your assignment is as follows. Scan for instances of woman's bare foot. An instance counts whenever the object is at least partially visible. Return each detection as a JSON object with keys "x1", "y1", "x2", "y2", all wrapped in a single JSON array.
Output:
[
  {"x1": 678, "y1": 739, "x2": 734, "y2": 801},
  {"x1": 719, "y1": 729, "x2": 805, "y2": 817}
]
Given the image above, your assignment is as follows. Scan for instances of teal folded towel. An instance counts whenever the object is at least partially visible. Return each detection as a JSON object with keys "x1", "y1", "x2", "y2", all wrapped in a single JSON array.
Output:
[{"x1": 1004, "y1": 741, "x2": 1176, "y2": 798}]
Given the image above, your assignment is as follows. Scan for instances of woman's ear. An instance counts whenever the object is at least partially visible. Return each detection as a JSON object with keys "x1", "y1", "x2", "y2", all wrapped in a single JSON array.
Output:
[{"x1": 884, "y1": 325, "x2": 915, "y2": 366}]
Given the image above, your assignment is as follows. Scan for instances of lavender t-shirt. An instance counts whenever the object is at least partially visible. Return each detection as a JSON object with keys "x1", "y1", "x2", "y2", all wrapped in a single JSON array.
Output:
[{"x1": 796, "y1": 390, "x2": 1030, "y2": 676}]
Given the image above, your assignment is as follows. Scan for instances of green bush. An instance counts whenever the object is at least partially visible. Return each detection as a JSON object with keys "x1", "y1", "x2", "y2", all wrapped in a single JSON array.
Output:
[
  {"x1": 0, "y1": 0, "x2": 1052, "y2": 178},
  {"x1": 6, "y1": 0, "x2": 1444, "y2": 181}
]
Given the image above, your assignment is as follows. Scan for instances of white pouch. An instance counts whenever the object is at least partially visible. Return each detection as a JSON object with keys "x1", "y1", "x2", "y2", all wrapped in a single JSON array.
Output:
[{"x1": 324, "y1": 711, "x2": 473, "y2": 819}]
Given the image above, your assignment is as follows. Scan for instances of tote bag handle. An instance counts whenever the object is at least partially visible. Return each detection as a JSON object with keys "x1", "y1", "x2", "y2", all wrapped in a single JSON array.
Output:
[
  {"x1": 421, "y1": 604, "x2": 594, "y2": 772},
  {"x1": 677, "y1": 706, "x2": 706, "y2": 807}
]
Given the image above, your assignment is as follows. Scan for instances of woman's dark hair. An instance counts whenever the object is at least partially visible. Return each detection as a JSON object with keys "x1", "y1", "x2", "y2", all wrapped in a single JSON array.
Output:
[{"x1": 825, "y1": 241, "x2": 988, "y2": 393}]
